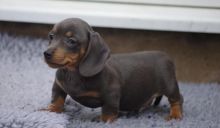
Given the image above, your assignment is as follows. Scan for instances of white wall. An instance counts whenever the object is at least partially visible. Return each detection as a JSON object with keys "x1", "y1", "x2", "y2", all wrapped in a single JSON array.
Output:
[{"x1": 0, "y1": 0, "x2": 220, "y2": 33}]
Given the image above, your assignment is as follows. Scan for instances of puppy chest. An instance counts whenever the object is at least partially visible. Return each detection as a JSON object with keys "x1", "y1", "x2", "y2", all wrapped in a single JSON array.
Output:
[
  {"x1": 74, "y1": 92, "x2": 103, "y2": 108},
  {"x1": 55, "y1": 78, "x2": 103, "y2": 108},
  {"x1": 55, "y1": 75, "x2": 83, "y2": 94}
]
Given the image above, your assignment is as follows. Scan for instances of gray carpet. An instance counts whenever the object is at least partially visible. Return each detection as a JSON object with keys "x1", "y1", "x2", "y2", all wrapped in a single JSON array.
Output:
[{"x1": 0, "y1": 33, "x2": 220, "y2": 128}]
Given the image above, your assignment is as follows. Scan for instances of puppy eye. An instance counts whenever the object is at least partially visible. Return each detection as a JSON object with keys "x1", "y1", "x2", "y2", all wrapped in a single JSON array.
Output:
[
  {"x1": 48, "y1": 33, "x2": 54, "y2": 40},
  {"x1": 67, "y1": 38, "x2": 77, "y2": 46}
]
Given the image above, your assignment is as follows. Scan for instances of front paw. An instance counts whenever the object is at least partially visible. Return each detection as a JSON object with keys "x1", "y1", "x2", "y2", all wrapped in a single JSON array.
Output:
[
  {"x1": 91, "y1": 114, "x2": 117, "y2": 123},
  {"x1": 101, "y1": 114, "x2": 117, "y2": 123},
  {"x1": 39, "y1": 104, "x2": 64, "y2": 113},
  {"x1": 91, "y1": 115, "x2": 101, "y2": 122},
  {"x1": 166, "y1": 113, "x2": 182, "y2": 121}
]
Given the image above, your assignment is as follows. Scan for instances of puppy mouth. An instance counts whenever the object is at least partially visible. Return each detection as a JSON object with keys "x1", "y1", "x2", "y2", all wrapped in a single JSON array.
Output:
[{"x1": 44, "y1": 59, "x2": 69, "y2": 69}]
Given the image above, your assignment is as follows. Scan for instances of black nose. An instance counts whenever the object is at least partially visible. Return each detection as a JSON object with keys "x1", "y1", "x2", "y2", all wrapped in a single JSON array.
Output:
[{"x1": 44, "y1": 51, "x2": 52, "y2": 59}]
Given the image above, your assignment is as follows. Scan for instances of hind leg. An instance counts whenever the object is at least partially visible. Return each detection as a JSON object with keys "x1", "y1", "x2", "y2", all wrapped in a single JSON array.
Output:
[
  {"x1": 167, "y1": 94, "x2": 183, "y2": 120},
  {"x1": 165, "y1": 82, "x2": 183, "y2": 120},
  {"x1": 159, "y1": 56, "x2": 183, "y2": 120}
]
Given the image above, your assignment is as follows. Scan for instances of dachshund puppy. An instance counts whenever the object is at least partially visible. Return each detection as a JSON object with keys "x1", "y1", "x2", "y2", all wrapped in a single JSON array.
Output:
[{"x1": 43, "y1": 18, "x2": 183, "y2": 122}]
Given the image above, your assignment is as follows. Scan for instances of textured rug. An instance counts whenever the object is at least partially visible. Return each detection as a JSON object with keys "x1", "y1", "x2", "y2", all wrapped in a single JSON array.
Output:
[{"x1": 0, "y1": 33, "x2": 220, "y2": 128}]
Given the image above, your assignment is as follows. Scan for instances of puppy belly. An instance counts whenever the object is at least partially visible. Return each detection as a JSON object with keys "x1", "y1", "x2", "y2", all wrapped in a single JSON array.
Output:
[
  {"x1": 119, "y1": 94, "x2": 159, "y2": 112},
  {"x1": 119, "y1": 100, "x2": 148, "y2": 111},
  {"x1": 73, "y1": 97, "x2": 103, "y2": 108}
]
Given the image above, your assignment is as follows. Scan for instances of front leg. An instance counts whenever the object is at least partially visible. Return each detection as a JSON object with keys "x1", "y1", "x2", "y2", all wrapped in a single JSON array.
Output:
[
  {"x1": 101, "y1": 104, "x2": 119, "y2": 122},
  {"x1": 100, "y1": 86, "x2": 120, "y2": 123},
  {"x1": 41, "y1": 79, "x2": 67, "y2": 113}
]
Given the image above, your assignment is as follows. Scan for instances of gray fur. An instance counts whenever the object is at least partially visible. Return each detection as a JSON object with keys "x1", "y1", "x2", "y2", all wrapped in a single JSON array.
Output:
[{"x1": 44, "y1": 18, "x2": 183, "y2": 121}]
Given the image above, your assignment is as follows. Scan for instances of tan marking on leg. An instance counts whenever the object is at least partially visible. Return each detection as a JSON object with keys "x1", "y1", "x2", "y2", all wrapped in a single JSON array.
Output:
[
  {"x1": 40, "y1": 96, "x2": 65, "y2": 113},
  {"x1": 49, "y1": 96, "x2": 65, "y2": 113},
  {"x1": 166, "y1": 102, "x2": 183, "y2": 120},
  {"x1": 77, "y1": 91, "x2": 100, "y2": 98},
  {"x1": 100, "y1": 114, "x2": 118, "y2": 123}
]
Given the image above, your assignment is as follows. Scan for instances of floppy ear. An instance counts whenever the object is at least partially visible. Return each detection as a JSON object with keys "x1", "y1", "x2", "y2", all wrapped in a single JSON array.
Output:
[{"x1": 79, "y1": 31, "x2": 110, "y2": 77}]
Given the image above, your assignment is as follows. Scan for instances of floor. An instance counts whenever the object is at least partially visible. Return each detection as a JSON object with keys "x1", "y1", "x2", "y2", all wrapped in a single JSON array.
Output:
[{"x1": 0, "y1": 33, "x2": 220, "y2": 128}]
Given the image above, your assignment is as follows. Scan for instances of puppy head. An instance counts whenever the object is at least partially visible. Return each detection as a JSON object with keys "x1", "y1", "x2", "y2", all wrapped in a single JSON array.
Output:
[{"x1": 44, "y1": 18, "x2": 110, "y2": 76}]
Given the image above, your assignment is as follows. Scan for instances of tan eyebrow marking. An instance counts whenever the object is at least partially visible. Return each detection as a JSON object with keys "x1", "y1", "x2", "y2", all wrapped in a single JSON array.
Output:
[{"x1": 65, "y1": 31, "x2": 73, "y2": 37}]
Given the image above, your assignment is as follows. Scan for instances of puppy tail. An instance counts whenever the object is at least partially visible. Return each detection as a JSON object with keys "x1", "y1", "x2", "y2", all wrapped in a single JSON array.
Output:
[{"x1": 153, "y1": 96, "x2": 163, "y2": 107}]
